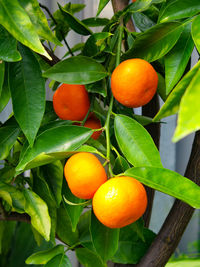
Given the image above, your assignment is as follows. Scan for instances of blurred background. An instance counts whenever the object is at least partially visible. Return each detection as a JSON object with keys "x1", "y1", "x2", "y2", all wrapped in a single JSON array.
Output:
[{"x1": 0, "y1": 0, "x2": 199, "y2": 266}]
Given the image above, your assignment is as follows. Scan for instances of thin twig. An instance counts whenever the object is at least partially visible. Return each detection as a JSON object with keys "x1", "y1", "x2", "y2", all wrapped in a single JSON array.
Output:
[{"x1": 39, "y1": 3, "x2": 74, "y2": 56}]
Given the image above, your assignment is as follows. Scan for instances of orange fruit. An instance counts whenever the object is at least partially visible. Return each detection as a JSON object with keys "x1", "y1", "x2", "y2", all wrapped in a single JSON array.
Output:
[
  {"x1": 84, "y1": 115, "x2": 102, "y2": 140},
  {"x1": 132, "y1": 0, "x2": 137, "y2": 2},
  {"x1": 53, "y1": 83, "x2": 90, "y2": 121},
  {"x1": 64, "y1": 152, "x2": 107, "y2": 199},
  {"x1": 111, "y1": 58, "x2": 158, "y2": 108},
  {"x1": 93, "y1": 176, "x2": 147, "y2": 228}
]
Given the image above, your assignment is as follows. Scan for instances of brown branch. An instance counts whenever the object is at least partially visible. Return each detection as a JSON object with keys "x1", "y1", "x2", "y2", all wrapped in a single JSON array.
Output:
[
  {"x1": 142, "y1": 94, "x2": 160, "y2": 227},
  {"x1": 111, "y1": 0, "x2": 136, "y2": 32},
  {"x1": 40, "y1": 44, "x2": 60, "y2": 66},
  {"x1": 0, "y1": 212, "x2": 30, "y2": 223},
  {"x1": 135, "y1": 131, "x2": 200, "y2": 267}
]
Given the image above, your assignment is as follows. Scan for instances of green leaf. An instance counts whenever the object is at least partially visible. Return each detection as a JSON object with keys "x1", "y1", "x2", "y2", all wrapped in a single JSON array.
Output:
[
  {"x1": 157, "y1": 73, "x2": 167, "y2": 101},
  {"x1": 0, "y1": 117, "x2": 20, "y2": 160},
  {"x1": 82, "y1": 17, "x2": 109, "y2": 27},
  {"x1": 0, "y1": 62, "x2": 10, "y2": 113},
  {"x1": 165, "y1": 22, "x2": 194, "y2": 94},
  {"x1": 114, "y1": 114, "x2": 162, "y2": 167},
  {"x1": 56, "y1": 203, "x2": 79, "y2": 246},
  {"x1": 59, "y1": 4, "x2": 92, "y2": 36},
  {"x1": 173, "y1": 68, "x2": 200, "y2": 142},
  {"x1": 83, "y1": 32, "x2": 112, "y2": 57},
  {"x1": 159, "y1": 0, "x2": 200, "y2": 23},
  {"x1": 76, "y1": 248, "x2": 106, "y2": 267},
  {"x1": 16, "y1": 125, "x2": 92, "y2": 172},
  {"x1": 112, "y1": 226, "x2": 156, "y2": 264},
  {"x1": 154, "y1": 61, "x2": 200, "y2": 122},
  {"x1": 191, "y1": 15, "x2": 200, "y2": 54},
  {"x1": 166, "y1": 259, "x2": 200, "y2": 267},
  {"x1": 9, "y1": 44, "x2": 45, "y2": 146},
  {"x1": 44, "y1": 254, "x2": 72, "y2": 267},
  {"x1": 90, "y1": 211, "x2": 119, "y2": 262},
  {"x1": 63, "y1": 179, "x2": 84, "y2": 232},
  {"x1": 0, "y1": 61, "x2": 4, "y2": 95},
  {"x1": 43, "y1": 56, "x2": 108, "y2": 84},
  {"x1": 0, "y1": 221, "x2": 5, "y2": 254},
  {"x1": 41, "y1": 101, "x2": 57, "y2": 126},
  {"x1": 0, "y1": 26, "x2": 21, "y2": 62},
  {"x1": 85, "y1": 79, "x2": 107, "y2": 97},
  {"x1": 39, "y1": 161, "x2": 63, "y2": 207},
  {"x1": 125, "y1": 0, "x2": 152, "y2": 13},
  {"x1": 123, "y1": 22, "x2": 183, "y2": 62},
  {"x1": 132, "y1": 12, "x2": 155, "y2": 32},
  {"x1": 26, "y1": 245, "x2": 64, "y2": 265},
  {"x1": 19, "y1": 0, "x2": 62, "y2": 46},
  {"x1": 23, "y1": 188, "x2": 51, "y2": 241},
  {"x1": 96, "y1": 0, "x2": 110, "y2": 16},
  {"x1": 125, "y1": 167, "x2": 200, "y2": 208},
  {"x1": 0, "y1": 0, "x2": 50, "y2": 59},
  {"x1": 113, "y1": 155, "x2": 130, "y2": 175},
  {"x1": 0, "y1": 182, "x2": 25, "y2": 212},
  {"x1": 32, "y1": 168, "x2": 57, "y2": 242},
  {"x1": 63, "y1": 43, "x2": 84, "y2": 58}
]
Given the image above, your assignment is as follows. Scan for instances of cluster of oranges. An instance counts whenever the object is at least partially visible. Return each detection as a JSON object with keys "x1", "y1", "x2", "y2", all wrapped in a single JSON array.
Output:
[
  {"x1": 52, "y1": 58, "x2": 158, "y2": 228},
  {"x1": 64, "y1": 152, "x2": 147, "y2": 228}
]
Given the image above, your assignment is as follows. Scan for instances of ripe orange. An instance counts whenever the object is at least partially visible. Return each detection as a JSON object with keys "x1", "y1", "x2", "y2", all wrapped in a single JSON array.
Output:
[
  {"x1": 132, "y1": 0, "x2": 137, "y2": 2},
  {"x1": 53, "y1": 83, "x2": 90, "y2": 121},
  {"x1": 64, "y1": 152, "x2": 107, "y2": 199},
  {"x1": 84, "y1": 115, "x2": 102, "y2": 140},
  {"x1": 111, "y1": 58, "x2": 158, "y2": 108},
  {"x1": 93, "y1": 176, "x2": 147, "y2": 228}
]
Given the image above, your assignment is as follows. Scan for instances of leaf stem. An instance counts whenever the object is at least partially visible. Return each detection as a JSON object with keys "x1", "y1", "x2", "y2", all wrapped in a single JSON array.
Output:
[
  {"x1": 104, "y1": 25, "x2": 123, "y2": 177},
  {"x1": 39, "y1": 3, "x2": 74, "y2": 57}
]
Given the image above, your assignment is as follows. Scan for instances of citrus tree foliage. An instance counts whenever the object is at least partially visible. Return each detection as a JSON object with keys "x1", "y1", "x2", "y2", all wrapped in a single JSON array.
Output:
[{"x1": 0, "y1": 0, "x2": 200, "y2": 266}]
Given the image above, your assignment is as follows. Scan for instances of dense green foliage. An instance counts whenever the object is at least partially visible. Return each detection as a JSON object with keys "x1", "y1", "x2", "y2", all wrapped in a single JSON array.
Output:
[{"x1": 0, "y1": 0, "x2": 200, "y2": 266}]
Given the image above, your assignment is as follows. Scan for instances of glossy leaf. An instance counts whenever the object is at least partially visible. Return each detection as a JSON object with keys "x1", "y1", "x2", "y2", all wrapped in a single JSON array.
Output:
[
  {"x1": 76, "y1": 248, "x2": 106, "y2": 267},
  {"x1": 59, "y1": 4, "x2": 92, "y2": 36},
  {"x1": 114, "y1": 115, "x2": 162, "y2": 167},
  {"x1": 83, "y1": 32, "x2": 111, "y2": 57},
  {"x1": 166, "y1": 259, "x2": 200, "y2": 267},
  {"x1": 157, "y1": 73, "x2": 167, "y2": 102},
  {"x1": 125, "y1": 0, "x2": 152, "y2": 13},
  {"x1": 0, "y1": 182, "x2": 25, "y2": 213},
  {"x1": 86, "y1": 79, "x2": 107, "y2": 97},
  {"x1": 165, "y1": 23, "x2": 194, "y2": 94},
  {"x1": 159, "y1": 0, "x2": 200, "y2": 23},
  {"x1": 112, "y1": 225, "x2": 155, "y2": 264},
  {"x1": 0, "y1": 0, "x2": 50, "y2": 59},
  {"x1": 39, "y1": 161, "x2": 63, "y2": 207},
  {"x1": 23, "y1": 188, "x2": 51, "y2": 241},
  {"x1": 0, "y1": 117, "x2": 20, "y2": 160},
  {"x1": 123, "y1": 22, "x2": 183, "y2": 62},
  {"x1": 0, "y1": 70, "x2": 10, "y2": 113},
  {"x1": 113, "y1": 155, "x2": 130, "y2": 175},
  {"x1": 26, "y1": 245, "x2": 64, "y2": 265},
  {"x1": 90, "y1": 212, "x2": 119, "y2": 262},
  {"x1": 96, "y1": 0, "x2": 110, "y2": 16},
  {"x1": 0, "y1": 26, "x2": 21, "y2": 62},
  {"x1": 173, "y1": 68, "x2": 200, "y2": 142},
  {"x1": 0, "y1": 61, "x2": 4, "y2": 97},
  {"x1": 125, "y1": 167, "x2": 200, "y2": 208},
  {"x1": 154, "y1": 61, "x2": 200, "y2": 122},
  {"x1": 132, "y1": 12, "x2": 155, "y2": 32},
  {"x1": 43, "y1": 56, "x2": 108, "y2": 84},
  {"x1": 44, "y1": 254, "x2": 72, "y2": 267},
  {"x1": 63, "y1": 179, "x2": 84, "y2": 232},
  {"x1": 192, "y1": 15, "x2": 200, "y2": 54},
  {"x1": 56, "y1": 203, "x2": 79, "y2": 246},
  {"x1": 16, "y1": 125, "x2": 92, "y2": 172},
  {"x1": 9, "y1": 44, "x2": 45, "y2": 146},
  {"x1": 32, "y1": 168, "x2": 57, "y2": 242},
  {"x1": 82, "y1": 17, "x2": 109, "y2": 27},
  {"x1": 19, "y1": 0, "x2": 61, "y2": 46}
]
